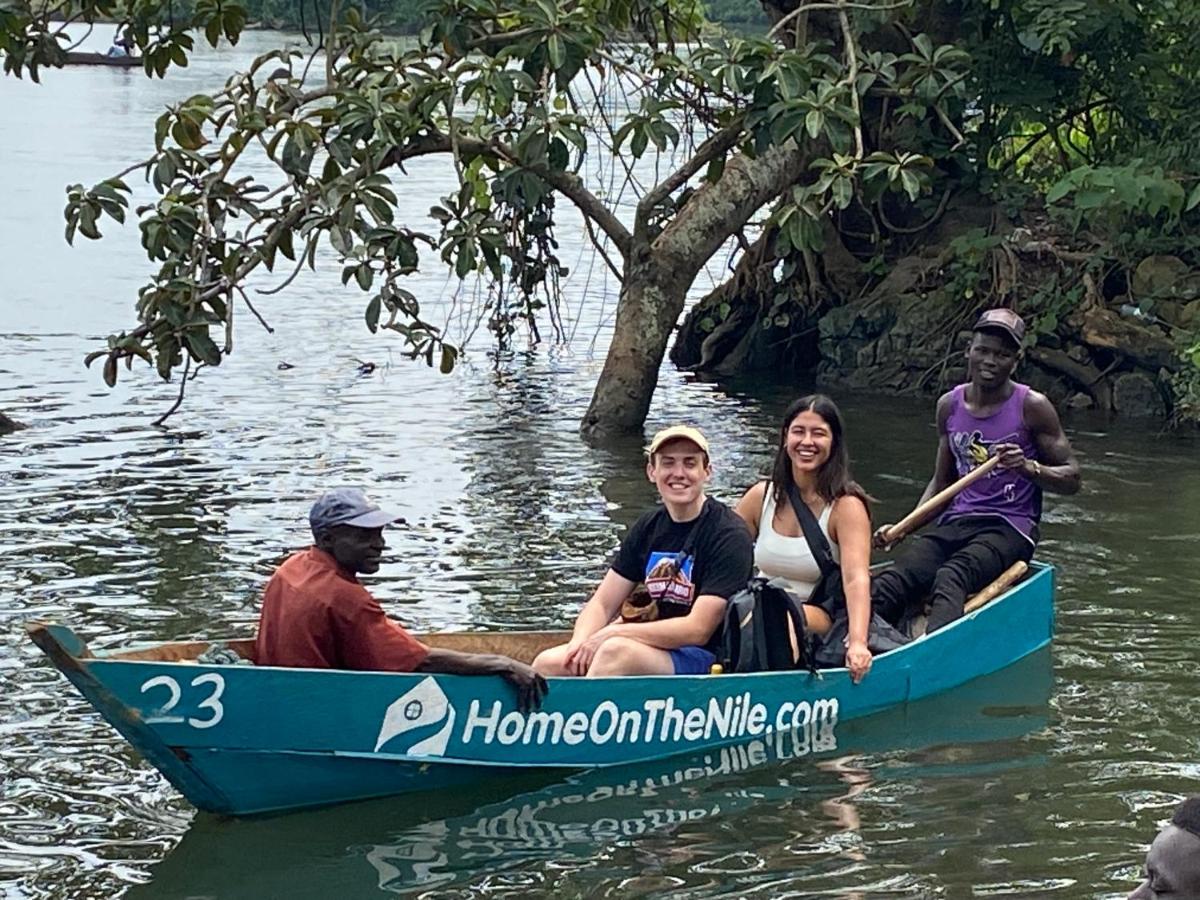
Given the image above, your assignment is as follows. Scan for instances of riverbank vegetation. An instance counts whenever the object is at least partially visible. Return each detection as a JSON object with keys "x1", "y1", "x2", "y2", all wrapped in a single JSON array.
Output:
[{"x1": 2, "y1": 0, "x2": 1198, "y2": 430}]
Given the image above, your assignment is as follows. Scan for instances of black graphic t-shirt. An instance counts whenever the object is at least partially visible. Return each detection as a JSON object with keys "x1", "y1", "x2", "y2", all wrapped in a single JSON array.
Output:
[{"x1": 611, "y1": 498, "x2": 753, "y2": 634}]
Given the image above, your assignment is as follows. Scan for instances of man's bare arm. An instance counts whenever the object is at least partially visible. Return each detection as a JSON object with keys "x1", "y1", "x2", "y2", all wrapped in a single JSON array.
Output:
[
  {"x1": 1022, "y1": 391, "x2": 1081, "y2": 495},
  {"x1": 418, "y1": 649, "x2": 548, "y2": 712}
]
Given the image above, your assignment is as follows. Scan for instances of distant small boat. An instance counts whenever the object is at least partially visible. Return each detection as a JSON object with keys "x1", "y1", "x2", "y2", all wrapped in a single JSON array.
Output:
[
  {"x1": 27, "y1": 564, "x2": 1055, "y2": 816},
  {"x1": 62, "y1": 51, "x2": 142, "y2": 68}
]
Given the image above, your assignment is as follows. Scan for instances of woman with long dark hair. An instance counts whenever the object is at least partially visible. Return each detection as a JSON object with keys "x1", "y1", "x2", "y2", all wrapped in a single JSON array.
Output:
[{"x1": 734, "y1": 395, "x2": 874, "y2": 682}]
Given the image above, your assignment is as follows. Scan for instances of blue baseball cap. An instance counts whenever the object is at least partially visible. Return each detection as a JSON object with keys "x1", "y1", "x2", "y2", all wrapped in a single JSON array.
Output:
[{"x1": 309, "y1": 488, "x2": 404, "y2": 535}]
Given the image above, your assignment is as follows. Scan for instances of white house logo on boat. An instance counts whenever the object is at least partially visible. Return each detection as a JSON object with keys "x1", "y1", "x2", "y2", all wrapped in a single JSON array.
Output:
[
  {"x1": 375, "y1": 677, "x2": 456, "y2": 756},
  {"x1": 374, "y1": 682, "x2": 838, "y2": 757}
]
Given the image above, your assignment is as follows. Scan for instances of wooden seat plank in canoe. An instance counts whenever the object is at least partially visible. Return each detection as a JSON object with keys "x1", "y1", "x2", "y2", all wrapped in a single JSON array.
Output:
[{"x1": 102, "y1": 630, "x2": 571, "y2": 666}]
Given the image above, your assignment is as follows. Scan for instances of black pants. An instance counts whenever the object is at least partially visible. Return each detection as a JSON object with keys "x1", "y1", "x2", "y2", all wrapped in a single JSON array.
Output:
[{"x1": 871, "y1": 516, "x2": 1035, "y2": 634}]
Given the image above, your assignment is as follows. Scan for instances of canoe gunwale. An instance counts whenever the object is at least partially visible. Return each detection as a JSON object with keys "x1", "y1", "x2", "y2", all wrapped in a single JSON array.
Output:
[{"x1": 62, "y1": 51, "x2": 143, "y2": 67}]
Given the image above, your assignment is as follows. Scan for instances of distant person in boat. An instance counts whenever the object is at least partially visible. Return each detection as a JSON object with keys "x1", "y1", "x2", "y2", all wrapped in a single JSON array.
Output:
[
  {"x1": 1128, "y1": 796, "x2": 1200, "y2": 899},
  {"x1": 255, "y1": 488, "x2": 547, "y2": 711},
  {"x1": 733, "y1": 395, "x2": 873, "y2": 682},
  {"x1": 532, "y1": 425, "x2": 754, "y2": 677},
  {"x1": 871, "y1": 308, "x2": 1081, "y2": 633},
  {"x1": 106, "y1": 27, "x2": 135, "y2": 58}
]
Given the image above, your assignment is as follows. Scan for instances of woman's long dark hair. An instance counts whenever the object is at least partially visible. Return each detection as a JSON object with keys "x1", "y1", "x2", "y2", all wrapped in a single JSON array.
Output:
[{"x1": 769, "y1": 394, "x2": 871, "y2": 509}]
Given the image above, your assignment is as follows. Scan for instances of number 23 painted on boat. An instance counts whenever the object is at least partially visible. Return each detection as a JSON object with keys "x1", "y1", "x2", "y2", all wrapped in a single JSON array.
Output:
[{"x1": 140, "y1": 673, "x2": 225, "y2": 728}]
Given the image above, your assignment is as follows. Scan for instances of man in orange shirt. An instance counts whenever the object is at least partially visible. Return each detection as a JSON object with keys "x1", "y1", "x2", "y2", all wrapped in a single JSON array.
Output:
[{"x1": 255, "y1": 488, "x2": 546, "y2": 711}]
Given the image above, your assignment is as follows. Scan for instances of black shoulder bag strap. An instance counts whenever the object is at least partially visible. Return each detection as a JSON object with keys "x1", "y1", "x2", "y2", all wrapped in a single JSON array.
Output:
[
  {"x1": 781, "y1": 589, "x2": 815, "y2": 673},
  {"x1": 785, "y1": 483, "x2": 836, "y2": 578}
]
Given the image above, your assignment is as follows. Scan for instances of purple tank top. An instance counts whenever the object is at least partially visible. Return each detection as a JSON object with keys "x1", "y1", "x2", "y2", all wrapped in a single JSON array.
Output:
[{"x1": 941, "y1": 383, "x2": 1041, "y2": 543}]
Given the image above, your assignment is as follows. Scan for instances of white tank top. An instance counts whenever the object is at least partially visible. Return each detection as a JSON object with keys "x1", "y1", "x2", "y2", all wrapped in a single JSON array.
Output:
[{"x1": 753, "y1": 483, "x2": 838, "y2": 601}]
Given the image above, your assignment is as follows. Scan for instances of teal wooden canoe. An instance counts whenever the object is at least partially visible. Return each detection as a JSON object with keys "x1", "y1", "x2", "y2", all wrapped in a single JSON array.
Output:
[{"x1": 27, "y1": 563, "x2": 1055, "y2": 816}]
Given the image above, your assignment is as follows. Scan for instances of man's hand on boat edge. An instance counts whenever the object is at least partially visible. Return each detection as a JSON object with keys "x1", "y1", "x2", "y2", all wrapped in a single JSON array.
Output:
[
  {"x1": 499, "y1": 660, "x2": 549, "y2": 713},
  {"x1": 417, "y1": 649, "x2": 548, "y2": 712}
]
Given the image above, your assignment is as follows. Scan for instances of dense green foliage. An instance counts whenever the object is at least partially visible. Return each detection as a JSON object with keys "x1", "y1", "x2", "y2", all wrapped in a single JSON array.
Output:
[
  {"x1": 240, "y1": 0, "x2": 424, "y2": 32},
  {"x1": 702, "y1": 0, "x2": 766, "y2": 29},
  {"x1": 242, "y1": 0, "x2": 766, "y2": 33},
  {"x1": 135, "y1": 0, "x2": 767, "y2": 37},
  {"x1": 963, "y1": 0, "x2": 1200, "y2": 419}
]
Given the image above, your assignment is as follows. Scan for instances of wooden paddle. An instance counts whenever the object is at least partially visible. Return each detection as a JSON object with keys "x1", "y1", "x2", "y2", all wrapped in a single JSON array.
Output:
[
  {"x1": 963, "y1": 561, "x2": 1028, "y2": 614},
  {"x1": 880, "y1": 454, "x2": 1002, "y2": 546}
]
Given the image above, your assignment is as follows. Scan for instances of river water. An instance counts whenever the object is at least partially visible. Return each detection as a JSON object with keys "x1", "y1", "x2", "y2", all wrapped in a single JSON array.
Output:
[{"x1": 1, "y1": 30, "x2": 1199, "y2": 900}]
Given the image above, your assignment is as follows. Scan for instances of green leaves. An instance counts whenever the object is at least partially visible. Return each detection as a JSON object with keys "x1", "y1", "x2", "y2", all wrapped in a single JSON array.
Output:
[
  {"x1": 774, "y1": 194, "x2": 826, "y2": 255},
  {"x1": 1187, "y1": 184, "x2": 1200, "y2": 214},
  {"x1": 194, "y1": 0, "x2": 249, "y2": 48},
  {"x1": 152, "y1": 95, "x2": 214, "y2": 156},
  {"x1": 184, "y1": 330, "x2": 222, "y2": 366},
  {"x1": 614, "y1": 98, "x2": 682, "y2": 158},
  {"x1": 140, "y1": 30, "x2": 197, "y2": 79},
  {"x1": 546, "y1": 34, "x2": 565, "y2": 70},
  {"x1": 64, "y1": 179, "x2": 131, "y2": 244},
  {"x1": 1046, "y1": 163, "x2": 1190, "y2": 232},
  {"x1": 365, "y1": 294, "x2": 382, "y2": 333},
  {"x1": 860, "y1": 151, "x2": 934, "y2": 202},
  {"x1": 897, "y1": 34, "x2": 970, "y2": 102}
]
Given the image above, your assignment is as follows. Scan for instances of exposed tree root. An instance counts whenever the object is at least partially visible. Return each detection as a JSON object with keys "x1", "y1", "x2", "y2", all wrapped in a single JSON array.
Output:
[
  {"x1": 669, "y1": 198, "x2": 1187, "y2": 422},
  {"x1": 1028, "y1": 347, "x2": 1113, "y2": 411}
]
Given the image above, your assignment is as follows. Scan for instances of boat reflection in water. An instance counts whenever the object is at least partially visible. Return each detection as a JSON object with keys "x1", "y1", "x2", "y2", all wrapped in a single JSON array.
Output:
[{"x1": 130, "y1": 649, "x2": 1053, "y2": 899}]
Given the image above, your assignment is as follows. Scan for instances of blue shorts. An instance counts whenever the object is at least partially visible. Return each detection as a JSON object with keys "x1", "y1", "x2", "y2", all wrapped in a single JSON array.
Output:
[{"x1": 669, "y1": 645, "x2": 716, "y2": 675}]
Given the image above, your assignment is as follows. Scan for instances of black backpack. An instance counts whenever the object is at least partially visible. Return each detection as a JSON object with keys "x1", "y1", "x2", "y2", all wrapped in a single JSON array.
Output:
[{"x1": 717, "y1": 577, "x2": 815, "y2": 673}]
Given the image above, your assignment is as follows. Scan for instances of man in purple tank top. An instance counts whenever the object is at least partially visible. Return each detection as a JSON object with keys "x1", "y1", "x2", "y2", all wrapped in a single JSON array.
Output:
[{"x1": 871, "y1": 309, "x2": 1081, "y2": 633}]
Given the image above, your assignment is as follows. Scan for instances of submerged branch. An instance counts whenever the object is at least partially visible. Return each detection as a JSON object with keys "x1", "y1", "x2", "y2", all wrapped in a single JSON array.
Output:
[{"x1": 152, "y1": 355, "x2": 192, "y2": 427}]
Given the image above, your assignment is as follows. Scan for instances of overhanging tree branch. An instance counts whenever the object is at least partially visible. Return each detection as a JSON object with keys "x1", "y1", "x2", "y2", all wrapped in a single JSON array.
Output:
[
  {"x1": 382, "y1": 132, "x2": 633, "y2": 262},
  {"x1": 766, "y1": 0, "x2": 913, "y2": 43},
  {"x1": 654, "y1": 139, "x2": 812, "y2": 275},
  {"x1": 635, "y1": 119, "x2": 745, "y2": 238}
]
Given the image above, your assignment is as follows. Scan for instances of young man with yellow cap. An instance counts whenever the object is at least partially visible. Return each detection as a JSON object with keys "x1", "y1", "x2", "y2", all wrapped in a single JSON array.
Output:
[{"x1": 533, "y1": 426, "x2": 754, "y2": 677}]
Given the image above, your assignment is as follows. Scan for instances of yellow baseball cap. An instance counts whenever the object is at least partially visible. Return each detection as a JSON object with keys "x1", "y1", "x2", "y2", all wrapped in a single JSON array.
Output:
[{"x1": 646, "y1": 425, "x2": 710, "y2": 457}]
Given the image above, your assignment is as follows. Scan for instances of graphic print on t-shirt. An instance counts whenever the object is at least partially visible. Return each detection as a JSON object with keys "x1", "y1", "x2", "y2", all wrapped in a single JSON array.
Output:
[
  {"x1": 644, "y1": 551, "x2": 696, "y2": 608},
  {"x1": 950, "y1": 429, "x2": 1020, "y2": 477},
  {"x1": 949, "y1": 428, "x2": 1026, "y2": 504}
]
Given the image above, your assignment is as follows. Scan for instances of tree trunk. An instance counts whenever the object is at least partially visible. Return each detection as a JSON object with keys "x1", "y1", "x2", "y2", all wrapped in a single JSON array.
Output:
[
  {"x1": 581, "y1": 141, "x2": 813, "y2": 438},
  {"x1": 580, "y1": 261, "x2": 688, "y2": 439}
]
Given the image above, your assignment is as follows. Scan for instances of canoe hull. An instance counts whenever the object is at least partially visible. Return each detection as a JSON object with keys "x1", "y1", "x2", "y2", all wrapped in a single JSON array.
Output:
[
  {"x1": 62, "y1": 51, "x2": 142, "y2": 67},
  {"x1": 28, "y1": 564, "x2": 1054, "y2": 815}
]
